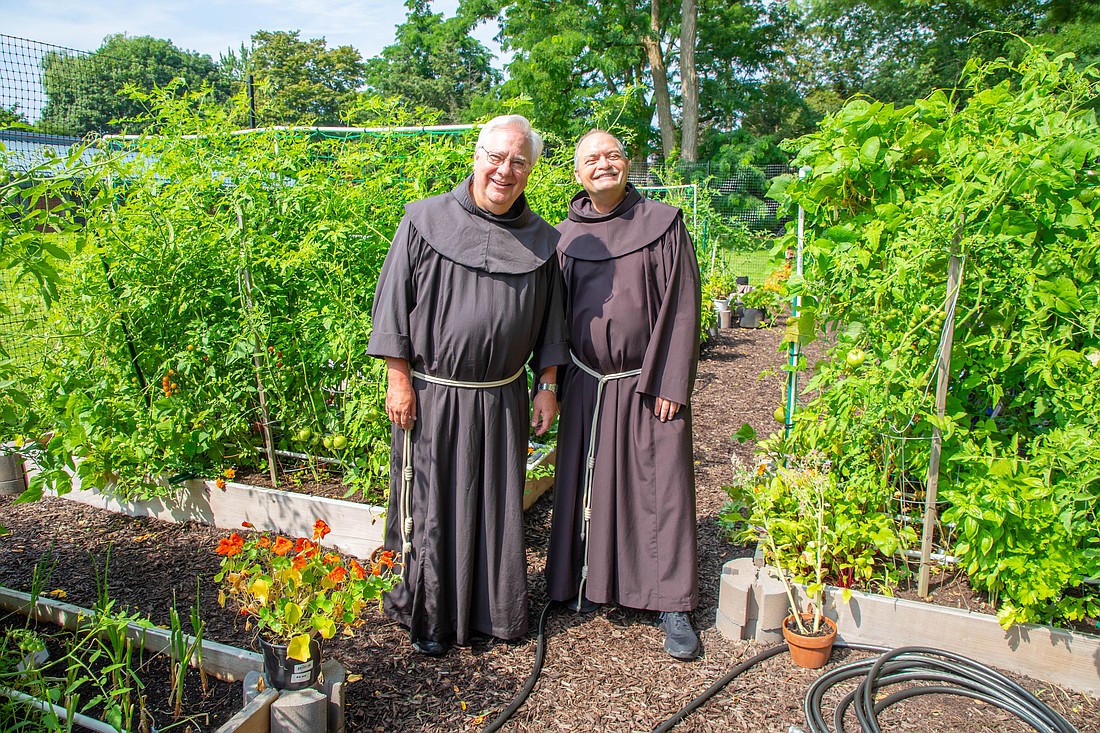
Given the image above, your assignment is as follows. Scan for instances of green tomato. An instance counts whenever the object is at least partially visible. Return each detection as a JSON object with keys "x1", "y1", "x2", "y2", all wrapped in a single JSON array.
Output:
[
  {"x1": 774, "y1": 406, "x2": 787, "y2": 424},
  {"x1": 846, "y1": 348, "x2": 866, "y2": 369},
  {"x1": 322, "y1": 435, "x2": 333, "y2": 450},
  {"x1": 919, "y1": 304, "x2": 931, "y2": 316},
  {"x1": 296, "y1": 427, "x2": 312, "y2": 443},
  {"x1": 1080, "y1": 188, "x2": 1096, "y2": 204},
  {"x1": 332, "y1": 435, "x2": 348, "y2": 450}
]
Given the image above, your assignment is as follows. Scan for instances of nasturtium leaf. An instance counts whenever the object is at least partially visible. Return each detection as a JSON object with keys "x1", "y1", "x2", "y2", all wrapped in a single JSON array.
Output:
[{"x1": 287, "y1": 633, "x2": 312, "y2": 662}]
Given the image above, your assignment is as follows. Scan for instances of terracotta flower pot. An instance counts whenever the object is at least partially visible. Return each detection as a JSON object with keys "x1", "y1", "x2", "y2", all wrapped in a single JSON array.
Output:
[
  {"x1": 259, "y1": 636, "x2": 322, "y2": 690},
  {"x1": 781, "y1": 613, "x2": 837, "y2": 669}
]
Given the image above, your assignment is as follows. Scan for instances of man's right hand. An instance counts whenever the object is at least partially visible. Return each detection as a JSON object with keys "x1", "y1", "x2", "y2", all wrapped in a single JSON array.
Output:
[{"x1": 385, "y1": 357, "x2": 417, "y2": 430}]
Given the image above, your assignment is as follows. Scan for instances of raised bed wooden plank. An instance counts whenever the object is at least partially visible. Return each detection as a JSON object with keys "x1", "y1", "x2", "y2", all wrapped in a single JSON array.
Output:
[
  {"x1": 23, "y1": 457, "x2": 387, "y2": 559},
  {"x1": 215, "y1": 688, "x2": 278, "y2": 733},
  {"x1": 0, "y1": 586, "x2": 262, "y2": 682}
]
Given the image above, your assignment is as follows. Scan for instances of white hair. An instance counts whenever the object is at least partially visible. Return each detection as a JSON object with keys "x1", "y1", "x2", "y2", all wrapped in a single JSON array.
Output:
[{"x1": 477, "y1": 114, "x2": 544, "y2": 164}]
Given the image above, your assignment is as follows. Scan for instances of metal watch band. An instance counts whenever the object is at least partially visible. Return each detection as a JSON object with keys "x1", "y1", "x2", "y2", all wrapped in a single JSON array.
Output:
[{"x1": 537, "y1": 382, "x2": 558, "y2": 394}]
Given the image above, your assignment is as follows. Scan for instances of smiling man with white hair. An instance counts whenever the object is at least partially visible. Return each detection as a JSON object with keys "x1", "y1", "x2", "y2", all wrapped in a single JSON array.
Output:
[
  {"x1": 368, "y1": 114, "x2": 565, "y2": 656},
  {"x1": 547, "y1": 129, "x2": 703, "y2": 661}
]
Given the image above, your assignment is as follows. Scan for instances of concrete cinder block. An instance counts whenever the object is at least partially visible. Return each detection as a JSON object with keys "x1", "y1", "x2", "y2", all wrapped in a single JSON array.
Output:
[
  {"x1": 716, "y1": 570, "x2": 753, "y2": 631},
  {"x1": 319, "y1": 659, "x2": 346, "y2": 733},
  {"x1": 753, "y1": 571, "x2": 792, "y2": 643},
  {"x1": 271, "y1": 688, "x2": 328, "y2": 733},
  {"x1": 244, "y1": 659, "x2": 346, "y2": 732}
]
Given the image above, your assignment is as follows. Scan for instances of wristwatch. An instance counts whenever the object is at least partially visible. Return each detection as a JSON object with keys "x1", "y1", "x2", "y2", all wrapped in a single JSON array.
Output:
[{"x1": 537, "y1": 382, "x2": 558, "y2": 395}]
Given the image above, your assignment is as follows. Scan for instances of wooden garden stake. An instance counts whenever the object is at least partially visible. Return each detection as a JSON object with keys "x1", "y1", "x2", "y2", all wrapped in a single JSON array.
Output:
[
  {"x1": 919, "y1": 240, "x2": 963, "y2": 598},
  {"x1": 237, "y1": 210, "x2": 279, "y2": 487}
]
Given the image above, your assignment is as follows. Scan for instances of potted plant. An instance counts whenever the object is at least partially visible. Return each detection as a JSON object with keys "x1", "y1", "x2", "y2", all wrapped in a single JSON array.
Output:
[
  {"x1": 215, "y1": 518, "x2": 401, "y2": 689},
  {"x1": 738, "y1": 286, "x2": 773, "y2": 328},
  {"x1": 741, "y1": 454, "x2": 843, "y2": 668}
]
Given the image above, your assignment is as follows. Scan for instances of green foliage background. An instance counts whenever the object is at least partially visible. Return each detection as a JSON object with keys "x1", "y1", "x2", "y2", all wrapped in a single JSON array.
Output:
[
  {"x1": 1, "y1": 88, "x2": 580, "y2": 501},
  {"x1": 763, "y1": 48, "x2": 1100, "y2": 627}
]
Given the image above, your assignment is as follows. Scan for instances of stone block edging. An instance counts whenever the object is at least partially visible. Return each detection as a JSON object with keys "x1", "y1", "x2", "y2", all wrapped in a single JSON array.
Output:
[{"x1": 715, "y1": 557, "x2": 1100, "y2": 697}]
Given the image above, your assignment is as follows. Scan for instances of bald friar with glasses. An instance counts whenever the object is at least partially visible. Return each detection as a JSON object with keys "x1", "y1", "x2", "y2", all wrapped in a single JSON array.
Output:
[
  {"x1": 546, "y1": 130, "x2": 703, "y2": 661},
  {"x1": 367, "y1": 115, "x2": 567, "y2": 656}
]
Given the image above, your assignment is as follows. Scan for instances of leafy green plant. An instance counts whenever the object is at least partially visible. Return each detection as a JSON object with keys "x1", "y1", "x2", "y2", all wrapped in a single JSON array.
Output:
[
  {"x1": 3, "y1": 86, "x2": 581, "y2": 505},
  {"x1": 765, "y1": 46, "x2": 1100, "y2": 627}
]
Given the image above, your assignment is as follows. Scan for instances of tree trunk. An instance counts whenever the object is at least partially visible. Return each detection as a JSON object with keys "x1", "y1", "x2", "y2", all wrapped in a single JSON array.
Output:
[
  {"x1": 643, "y1": 0, "x2": 677, "y2": 159},
  {"x1": 679, "y1": 0, "x2": 699, "y2": 162}
]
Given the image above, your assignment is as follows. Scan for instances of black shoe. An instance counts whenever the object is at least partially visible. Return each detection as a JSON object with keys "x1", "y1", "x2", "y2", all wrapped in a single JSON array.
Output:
[
  {"x1": 411, "y1": 638, "x2": 447, "y2": 656},
  {"x1": 659, "y1": 611, "x2": 700, "y2": 661},
  {"x1": 563, "y1": 595, "x2": 600, "y2": 614}
]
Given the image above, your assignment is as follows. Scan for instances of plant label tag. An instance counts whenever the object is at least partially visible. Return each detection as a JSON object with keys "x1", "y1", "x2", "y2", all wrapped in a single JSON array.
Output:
[{"x1": 291, "y1": 659, "x2": 315, "y2": 675}]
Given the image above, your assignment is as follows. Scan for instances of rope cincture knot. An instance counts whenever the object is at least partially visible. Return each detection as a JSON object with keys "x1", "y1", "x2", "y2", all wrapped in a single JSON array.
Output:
[{"x1": 569, "y1": 351, "x2": 642, "y2": 608}]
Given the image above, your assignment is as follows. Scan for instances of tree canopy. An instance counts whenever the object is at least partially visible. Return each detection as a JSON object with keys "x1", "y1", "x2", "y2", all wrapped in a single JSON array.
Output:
[
  {"x1": 37, "y1": 34, "x2": 224, "y2": 137},
  {"x1": 19, "y1": 0, "x2": 1098, "y2": 157}
]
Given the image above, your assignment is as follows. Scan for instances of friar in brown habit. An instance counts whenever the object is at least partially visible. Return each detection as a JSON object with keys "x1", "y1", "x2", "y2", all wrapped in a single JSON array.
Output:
[
  {"x1": 367, "y1": 115, "x2": 566, "y2": 656},
  {"x1": 546, "y1": 130, "x2": 702, "y2": 660}
]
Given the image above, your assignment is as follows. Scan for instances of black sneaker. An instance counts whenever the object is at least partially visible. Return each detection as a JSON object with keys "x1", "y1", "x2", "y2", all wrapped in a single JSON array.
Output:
[
  {"x1": 411, "y1": 638, "x2": 447, "y2": 656},
  {"x1": 659, "y1": 611, "x2": 700, "y2": 661}
]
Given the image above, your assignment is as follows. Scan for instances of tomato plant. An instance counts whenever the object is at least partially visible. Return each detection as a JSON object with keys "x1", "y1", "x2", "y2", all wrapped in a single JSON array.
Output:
[
  {"x1": 2, "y1": 86, "x2": 588, "y2": 504},
  {"x1": 760, "y1": 47, "x2": 1100, "y2": 627}
]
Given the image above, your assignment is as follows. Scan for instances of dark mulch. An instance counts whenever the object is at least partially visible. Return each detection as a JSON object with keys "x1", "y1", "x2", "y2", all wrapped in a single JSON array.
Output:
[{"x1": 2, "y1": 325, "x2": 1098, "y2": 732}]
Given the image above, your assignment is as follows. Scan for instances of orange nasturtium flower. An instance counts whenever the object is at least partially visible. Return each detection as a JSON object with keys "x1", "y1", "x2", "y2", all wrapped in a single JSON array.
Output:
[
  {"x1": 225, "y1": 467, "x2": 236, "y2": 479},
  {"x1": 272, "y1": 536, "x2": 294, "y2": 556},
  {"x1": 328, "y1": 565, "x2": 348, "y2": 584},
  {"x1": 292, "y1": 555, "x2": 308, "y2": 571},
  {"x1": 241, "y1": 520, "x2": 254, "y2": 528},
  {"x1": 350, "y1": 559, "x2": 367, "y2": 580},
  {"x1": 378, "y1": 550, "x2": 396, "y2": 569},
  {"x1": 215, "y1": 477, "x2": 226, "y2": 489},
  {"x1": 313, "y1": 519, "x2": 332, "y2": 540},
  {"x1": 216, "y1": 533, "x2": 245, "y2": 557},
  {"x1": 294, "y1": 537, "x2": 312, "y2": 555},
  {"x1": 257, "y1": 536, "x2": 272, "y2": 549},
  {"x1": 323, "y1": 553, "x2": 341, "y2": 565}
]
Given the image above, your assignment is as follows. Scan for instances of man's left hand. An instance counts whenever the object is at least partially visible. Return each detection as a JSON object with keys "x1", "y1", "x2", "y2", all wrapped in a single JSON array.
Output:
[
  {"x1": 531, "y1": 390, "x2": 558, "y2": 435},
  {"x1": 654, "y1": 397, "x2": 682, "y2": 422}
]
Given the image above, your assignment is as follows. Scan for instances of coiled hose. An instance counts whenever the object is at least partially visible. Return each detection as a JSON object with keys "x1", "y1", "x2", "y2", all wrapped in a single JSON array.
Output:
[{"x1": 802, "y1": 646, "x2": 1078, "y2": 733}]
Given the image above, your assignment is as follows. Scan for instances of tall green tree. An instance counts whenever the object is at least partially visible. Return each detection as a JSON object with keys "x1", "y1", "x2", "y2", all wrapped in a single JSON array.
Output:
[
  {"x1": 365, "y1": 0, "x2": 501, "y2": 122},
  {"x1": 473, "y1": 0, "x2": 786, "y2": 160},
  {"x1": 37, "y1": 34, "x2": 223, "y2": 137},
  {"x1": 248, "y1": 30, "x2": 366, "y2": 126},
  {"x1": 783, "y1": 0, "x2": 1062, "y2": 109}
]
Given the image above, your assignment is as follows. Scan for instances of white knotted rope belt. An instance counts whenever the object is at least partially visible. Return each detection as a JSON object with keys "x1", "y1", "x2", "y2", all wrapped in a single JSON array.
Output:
[
  {"x1": 398, "y1": 366, "x2": 526, "y2": 555},
  {"x1": 569, "y1": 351, "x2": 642, "y2": 612}
]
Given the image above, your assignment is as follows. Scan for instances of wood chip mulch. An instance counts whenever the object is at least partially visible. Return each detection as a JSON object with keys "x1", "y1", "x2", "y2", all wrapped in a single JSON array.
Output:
[{"x1": 2, "y1": 325, "x2": 1097, "y2": 732}]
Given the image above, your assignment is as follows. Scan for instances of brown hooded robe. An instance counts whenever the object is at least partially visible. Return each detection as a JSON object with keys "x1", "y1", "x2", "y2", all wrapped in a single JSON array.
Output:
[
  {"x1": 367, "y1": 178, "x2": 566, "y2": 645},
  {"x1": 546, "y1": 186, "x2": 701, "y2": 612}
]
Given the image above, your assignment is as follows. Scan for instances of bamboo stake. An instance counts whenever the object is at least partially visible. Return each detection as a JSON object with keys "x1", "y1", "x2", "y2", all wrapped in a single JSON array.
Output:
[
  {"x1": 919, "y1": 236, "x2": 963, "y2": 598},
  {"x1": 236, "y1": 209, "x2": 279, "y2": 487}
]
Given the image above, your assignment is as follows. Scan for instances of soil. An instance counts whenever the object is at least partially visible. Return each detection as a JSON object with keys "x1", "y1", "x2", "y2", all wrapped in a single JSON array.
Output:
[{"x1": 2, "y1": 325, "x2": 1098, "y2": 732}]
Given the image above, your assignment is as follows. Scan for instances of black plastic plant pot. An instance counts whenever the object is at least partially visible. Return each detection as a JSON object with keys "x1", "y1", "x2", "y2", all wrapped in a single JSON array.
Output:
[{"x1": 260, "y1": 636, "x2": 322, "y2": 690}]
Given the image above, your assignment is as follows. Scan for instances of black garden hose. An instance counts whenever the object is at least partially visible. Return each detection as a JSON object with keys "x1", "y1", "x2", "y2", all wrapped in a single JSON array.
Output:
[
  {"x1": 481, "y1": 599, "x2": 553, "y2": 733},
  {"x1": 481, "y1": 613, "x2": 1079, "y2": 733},
  {"x1": 650, "y1": 642, "x2": 791, "y2": 733},
  {"x1": 803, "y1": 646, "x2": 1079, "y2": 733}
]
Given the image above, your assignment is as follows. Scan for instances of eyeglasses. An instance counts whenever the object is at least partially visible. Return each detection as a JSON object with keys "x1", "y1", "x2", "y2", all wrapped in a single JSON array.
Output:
[{"x1": 479, "y1": 147, "x2": 531, "y2": 174}]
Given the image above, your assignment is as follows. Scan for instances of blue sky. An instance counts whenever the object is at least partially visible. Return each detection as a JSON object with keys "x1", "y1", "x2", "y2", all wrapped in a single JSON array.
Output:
[{"x1": 5, "y1": 0, "x2": 501, "y2": 63}]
